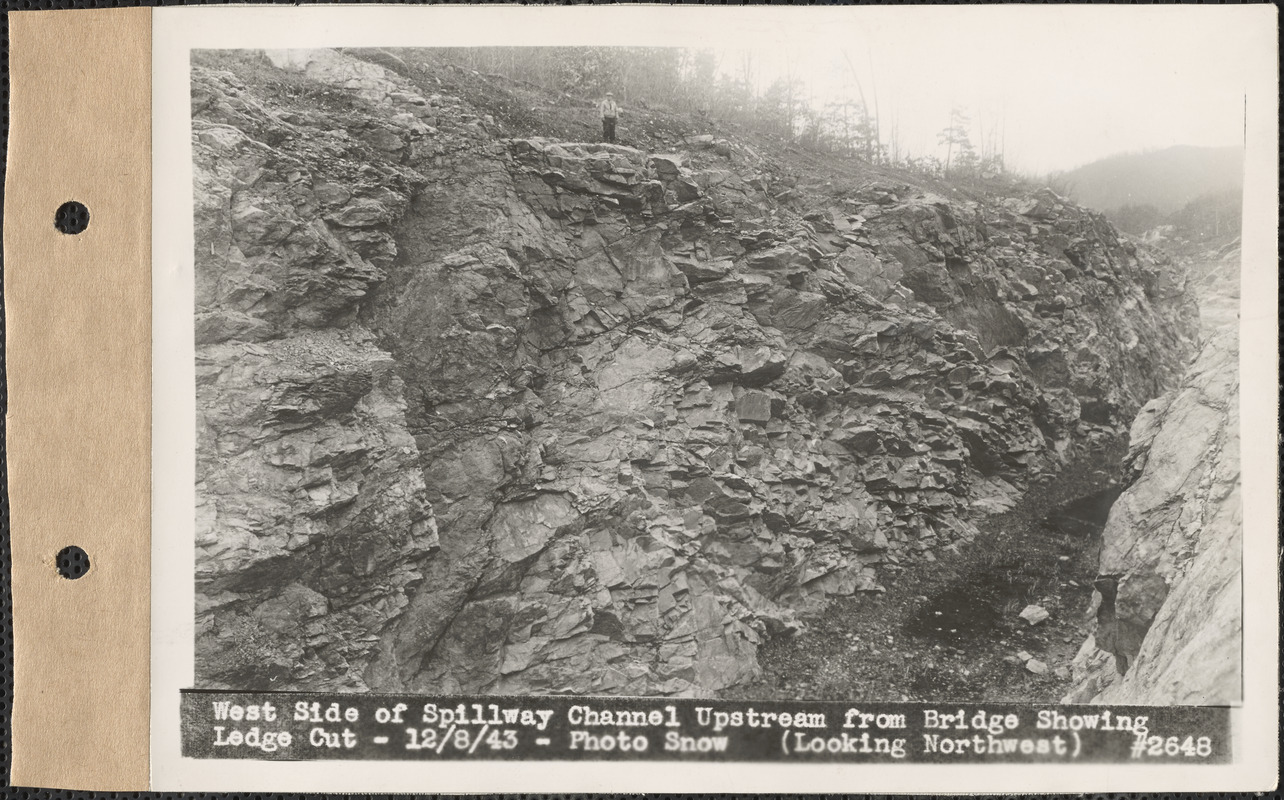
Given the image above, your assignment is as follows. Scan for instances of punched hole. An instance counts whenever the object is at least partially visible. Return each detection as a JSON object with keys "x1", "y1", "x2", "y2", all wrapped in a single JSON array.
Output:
[
  {"x1": 55, "y1": 546, "x2": 90, "y2": 580},
  {"x1": 54, "y1": 201, "x2": 90, "y2": 235}
]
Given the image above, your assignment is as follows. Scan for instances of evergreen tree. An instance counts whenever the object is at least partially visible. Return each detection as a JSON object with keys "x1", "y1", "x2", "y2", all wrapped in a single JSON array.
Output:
[{"x1": 938, "y1": 106, "x2": 975, "y2": 176}]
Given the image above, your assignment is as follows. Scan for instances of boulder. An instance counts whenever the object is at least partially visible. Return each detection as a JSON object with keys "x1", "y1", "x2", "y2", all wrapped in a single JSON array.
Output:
[
  {"x1": 648, "y1": 154, "x2": 683, "y2": 176},
  {"x1": 1018, "y1": 604, "x2": 1050, "y2": 626},
  {"x1": 675, "y1": 176, "x2": 702, "y2": 202}
]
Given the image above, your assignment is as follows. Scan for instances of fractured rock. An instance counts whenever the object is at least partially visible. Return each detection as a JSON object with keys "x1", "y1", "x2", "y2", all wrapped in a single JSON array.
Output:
[
  {"x1": 192, "y1": 48, "x2": 1203, "y2": 699},
  {"x1": 1064, "y1": 330, "x2": 1240, "y2": 705},
  {"x1": 735, "y1": 391, "x2": 773, "y2": 424}
]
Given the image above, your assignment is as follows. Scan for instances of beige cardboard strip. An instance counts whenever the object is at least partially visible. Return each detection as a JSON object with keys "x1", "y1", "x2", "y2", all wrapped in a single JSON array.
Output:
[{"x1": 5, "y1": 8, "x2": 152, "y2": 790}]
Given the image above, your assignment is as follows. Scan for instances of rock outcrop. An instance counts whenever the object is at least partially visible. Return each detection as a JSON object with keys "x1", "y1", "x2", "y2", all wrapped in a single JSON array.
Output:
[
  {"x1": 193, "y1": 54, "x2": 440, "y2": 689},
  {"x1": 1063, "y1": 328, "x2": 1239, "y2": 704},
  {"x1": 193, "y1": 48, "x2": 1199, "y2": 695}
]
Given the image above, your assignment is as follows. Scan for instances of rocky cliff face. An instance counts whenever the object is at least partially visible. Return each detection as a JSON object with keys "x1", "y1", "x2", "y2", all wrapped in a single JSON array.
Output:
[
  {"x1": 1063, "y1": 328, "x2": 1239, "y2": 705},
  {"x1": 192, "y1": 53, "x2": 443, "y2": 689},
  {"x1": 193, "y1": 48, "x2": 1199, "y2": 695}
]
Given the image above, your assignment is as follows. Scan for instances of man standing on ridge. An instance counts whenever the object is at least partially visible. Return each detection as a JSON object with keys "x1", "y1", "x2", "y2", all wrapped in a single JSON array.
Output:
[{"x1": 599, "y1": 91, "x2": 620, "y2": 143}]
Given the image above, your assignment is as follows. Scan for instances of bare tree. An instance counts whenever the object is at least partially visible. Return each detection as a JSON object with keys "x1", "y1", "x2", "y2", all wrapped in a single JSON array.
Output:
[
  {"x1": 840, "y1": 49, "x2": 877, "y2": 161},
  {"x1": 866, "y1": 48, "x2": 882, "y2": 163}
]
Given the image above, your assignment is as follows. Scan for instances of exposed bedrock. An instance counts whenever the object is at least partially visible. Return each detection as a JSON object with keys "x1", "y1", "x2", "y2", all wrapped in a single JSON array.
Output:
[
  {"x1": 192, "y1": 49, "x2": 1199, "y2": 694},
  {"x1": 1063, "y1": 328, "x2": 1240, "y2": 704}
]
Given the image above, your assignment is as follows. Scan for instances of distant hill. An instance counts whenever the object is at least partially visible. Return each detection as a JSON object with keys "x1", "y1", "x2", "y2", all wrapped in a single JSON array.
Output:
[{"x1": 1056, "y1": 145, "x2": 1243, "y2": 215}]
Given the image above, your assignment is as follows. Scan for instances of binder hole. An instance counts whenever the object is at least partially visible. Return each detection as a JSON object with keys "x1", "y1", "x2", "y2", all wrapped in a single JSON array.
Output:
[
  {"x1": 54, "y1": 201, "x2": 90, "y2": 235},
  {"x1": 55, "y1": 546, "x2": 90, "y2": 579}
]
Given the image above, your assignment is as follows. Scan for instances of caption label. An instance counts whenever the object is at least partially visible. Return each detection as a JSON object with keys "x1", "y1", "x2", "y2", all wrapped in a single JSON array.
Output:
[{"x1": 180, "y1": 692, "x2": 1229, "y2": 763}]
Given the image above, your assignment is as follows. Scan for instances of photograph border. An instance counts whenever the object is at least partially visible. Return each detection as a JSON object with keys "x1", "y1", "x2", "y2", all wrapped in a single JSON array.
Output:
[{"x1": 152, "y1": 4, "x2": 1279, "y2": 793}]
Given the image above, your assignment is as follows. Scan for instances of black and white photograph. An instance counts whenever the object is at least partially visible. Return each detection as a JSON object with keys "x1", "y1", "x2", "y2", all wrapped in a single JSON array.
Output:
[
  {"x1": 2, "y1": 3, "x2": 1274, "y2": 793},
  {"x1": 189, "y1": 25, "x2": 1248, "y2": 710}
]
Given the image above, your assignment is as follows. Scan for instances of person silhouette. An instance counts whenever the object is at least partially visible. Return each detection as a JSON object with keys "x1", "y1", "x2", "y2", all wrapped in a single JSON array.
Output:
[{"x1": 598, "y1": 91, "x2": 620, "y2": 143}]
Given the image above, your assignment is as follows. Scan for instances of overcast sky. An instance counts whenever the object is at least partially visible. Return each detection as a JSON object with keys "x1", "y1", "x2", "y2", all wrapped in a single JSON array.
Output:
[
  {"x1": 186, "y1": 5, "x2": 1264, "y2": 176},
  {"x1": 696, "y1": 7, "x2": 1254, "y2": 174}
]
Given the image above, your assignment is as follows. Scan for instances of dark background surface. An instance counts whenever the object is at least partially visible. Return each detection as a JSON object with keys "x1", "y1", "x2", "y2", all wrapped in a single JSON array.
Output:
[{"x1": 0, "y1": 0, "x2": 1275, "y2": 797}]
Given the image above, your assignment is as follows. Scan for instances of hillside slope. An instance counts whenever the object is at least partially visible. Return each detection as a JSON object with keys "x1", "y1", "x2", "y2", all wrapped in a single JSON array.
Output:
[
  {"x1": 192, "y1": 48, "x2": 1199, "y2": 696},
  {"x1": 1061, "y1": 145, "x2": 1244, "y2": 215}
]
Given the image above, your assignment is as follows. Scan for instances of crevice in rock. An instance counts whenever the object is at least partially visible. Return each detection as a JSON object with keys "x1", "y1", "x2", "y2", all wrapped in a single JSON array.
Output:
[{"x1": 1062, "y1": 329, "x2": 1239, "y2": 704}]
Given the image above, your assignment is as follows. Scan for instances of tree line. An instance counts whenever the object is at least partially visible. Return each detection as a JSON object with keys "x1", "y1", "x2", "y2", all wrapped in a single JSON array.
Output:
[
  {"x1": 1109, "y1": 189, "x2": 1243, "y2": 240},
  {"x1": 436, "y1": 46, "x2": 1008, "y2": 180}
]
